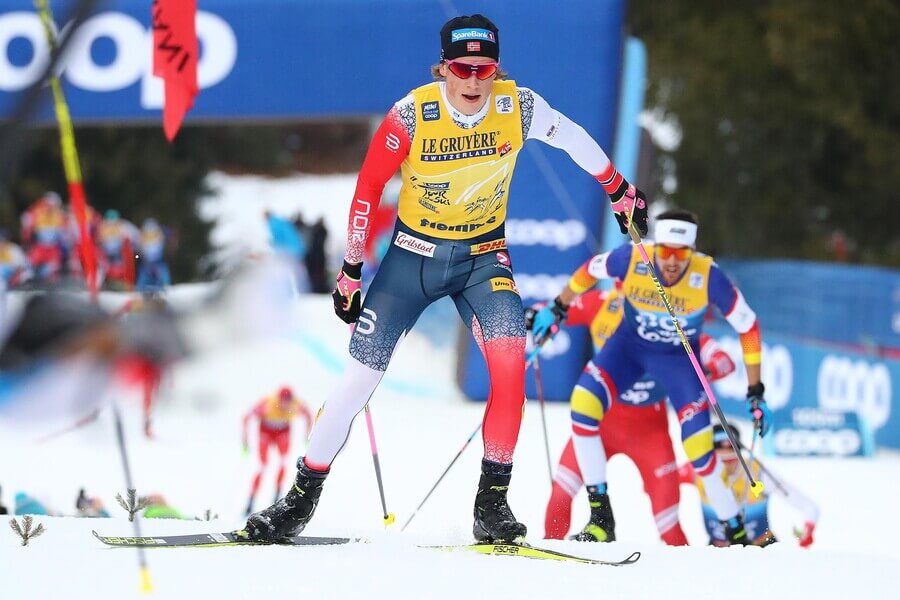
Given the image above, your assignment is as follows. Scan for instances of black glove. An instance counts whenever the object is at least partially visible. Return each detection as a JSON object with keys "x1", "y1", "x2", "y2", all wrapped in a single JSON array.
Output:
[
  {"x1": 331, "y1": 260, "x2": 363, "y2": 324},
  {"x1": 609, "y1": 180, "x2": 649, "y2": 236},
  {"x1": 747, "y1": 382, "x2": 773, "y2": 438}
]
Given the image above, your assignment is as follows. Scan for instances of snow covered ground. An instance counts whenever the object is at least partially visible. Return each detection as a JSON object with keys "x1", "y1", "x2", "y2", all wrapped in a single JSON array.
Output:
[{"x1": 2, "y1": 289, "x2": 899, "y2": 599}]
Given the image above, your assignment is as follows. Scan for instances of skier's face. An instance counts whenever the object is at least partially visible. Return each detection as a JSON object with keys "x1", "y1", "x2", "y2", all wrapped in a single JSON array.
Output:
[
  {"x1": 717, "y1": 449, "x2": 740, "y2": 475},
  {"x1": 654, "y1": 244, "x2": 692, "y2": 285},
  {"x1": 440, "y1": 56, "x2": 497, "y2": 115}
]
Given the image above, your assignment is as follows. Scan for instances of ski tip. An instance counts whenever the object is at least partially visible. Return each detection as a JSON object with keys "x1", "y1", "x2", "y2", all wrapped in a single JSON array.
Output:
[{"x1": 624, "y1": 551, "x2": 641, "y2": 564}]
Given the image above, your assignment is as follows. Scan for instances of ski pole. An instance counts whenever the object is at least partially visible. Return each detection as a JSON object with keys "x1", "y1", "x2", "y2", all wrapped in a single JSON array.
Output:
[
  {"x1": 532, "y1": 354, "x2": 554, "y2": 484},
  {"x1": 626, "y1": 222, "x2": 764, "y2": 497},
  {"x1": 363, "y1": 404, "x2": 396, "y2": 526},
  {"x1": 112, "y1": 402, "x2": 154, "y2": 593},
  {"x1": 402, "y1": 421, "x2": 482, "y2": 531},
  {"x1": 737, "y1": 436, "x2": 789, "y2": 497}
]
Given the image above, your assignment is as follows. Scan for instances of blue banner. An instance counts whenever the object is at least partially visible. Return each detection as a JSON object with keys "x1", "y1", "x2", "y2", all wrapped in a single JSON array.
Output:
[
  {"x1": 706, "y1": 323, "x2": 900, "y2": 451},
  {"x1": 717, "y1": 259, "x2": 900, "y2": 350},
  {"x1": 1, "y1": 0, "x2": 626, "y2": 401}
]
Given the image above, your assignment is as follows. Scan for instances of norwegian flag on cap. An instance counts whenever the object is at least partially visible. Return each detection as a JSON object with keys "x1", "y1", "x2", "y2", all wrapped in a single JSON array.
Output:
[{"x1": 467, "y1": 41, "x2": 481, "y2": 52}]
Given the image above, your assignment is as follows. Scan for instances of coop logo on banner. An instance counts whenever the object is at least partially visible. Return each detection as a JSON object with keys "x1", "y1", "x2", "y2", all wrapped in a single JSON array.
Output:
[
  {"x1": 817, "y1": 356, "x2": 892, "y2": 430},
  {"x1": 768, "y1": 408, "x2": 872, "y2": 457},
  {"x1": 506, "y1": 219, "x2": 587, "y2": 251},
  {"x1": 514, "y1": 273, "x2": 571, "y2": 301},
  {"x1": 0, "y1": 10, "x2": 237, "y2": 108}
]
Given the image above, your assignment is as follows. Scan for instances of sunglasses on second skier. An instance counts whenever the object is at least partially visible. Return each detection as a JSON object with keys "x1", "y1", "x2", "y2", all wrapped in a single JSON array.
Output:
[
  {"x1": 444, "y1": 60, "x2": 499, "y2": 80},
  {"x1": 655, "y1": 245, "x2": 692, "y2": 261}
]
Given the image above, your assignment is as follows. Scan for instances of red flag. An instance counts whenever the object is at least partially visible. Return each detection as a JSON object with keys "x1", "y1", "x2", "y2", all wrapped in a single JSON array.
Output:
[{"x1": 152, "y1": 0, "x2": 198, "y2": 141}]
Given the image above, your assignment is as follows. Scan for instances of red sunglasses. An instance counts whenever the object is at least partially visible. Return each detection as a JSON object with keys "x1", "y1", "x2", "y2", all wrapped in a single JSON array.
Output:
[
  {"x1": 656, "y1": 245, "x2": 692, "y2": 260},
  {"x1": 445, "y1": 60, "x2": 499, "y2": 80}
]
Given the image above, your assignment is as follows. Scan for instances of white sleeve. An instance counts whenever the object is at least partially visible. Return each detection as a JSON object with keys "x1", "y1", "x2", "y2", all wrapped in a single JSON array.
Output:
[
  {"x1": 586, "y1": 252, "x2": 613, "y2": 279},
  {"x1": 724, "y1": 290, "x2": 757, "y2": 334},
  {"x1": 522, "y1": 88, "x2": 612, "y2": 176},
  {"x1": 763, "y1": 470, "x2": 820, "y2": 524}
]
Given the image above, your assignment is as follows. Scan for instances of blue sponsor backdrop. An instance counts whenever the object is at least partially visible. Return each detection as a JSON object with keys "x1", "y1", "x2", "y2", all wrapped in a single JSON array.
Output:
[
  {"x1": 1, "y1": 0, "x2": 626, "y2": 400},
  {"x1": 716, "y1": 259, "x2": 900, "y2": 350},
  {"x1": 706, "y1": 323, "x2": 900, "y2": 450}
]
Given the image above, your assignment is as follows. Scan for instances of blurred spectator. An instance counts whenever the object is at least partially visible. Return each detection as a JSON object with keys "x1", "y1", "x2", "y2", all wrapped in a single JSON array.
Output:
[
  {"x1": 63, "y1": 200, "x2": 102, "y2": 280},
  {"x1": 142, "y1": 494, "x2": 184, "y2": 519},
  {"x1": 265, "y1": 210, "x2": 310, "y2": 293},
  {"x1": 97, "y1": 209, "x2": 139, "y2": 290},
  {"x1": 76, "y1": 488, "x2": 110, "y2": 518},
  {"x1": 0, "y1": 230, "x2": 33, "y2": 288},
  {"x1": 136, "y1": 218, "x2": 171, "y2": 292},
  {"x1": 0, "y1": 485, "x2": 8, "y2": 515},
  {"x1": 19, "y1": 191, "x2": 67, "y2": 283},
  {"x1": 305, "y1": 217, "x2": 329, "y2": 293},
  {"x1": 14, "y1": 491, "x2": 54, "y2": 516}
]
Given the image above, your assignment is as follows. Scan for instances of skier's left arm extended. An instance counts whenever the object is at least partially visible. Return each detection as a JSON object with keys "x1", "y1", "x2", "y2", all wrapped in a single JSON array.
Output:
[
  {"x1": 530, "y1": 245, "x2": 632, "y2": 343},
  {"x1": 708, "y1": 265, "x2": 772, "y2": 436},
  {"x1": 522, "y1": 88, "x2": 647, "y2": 235}
]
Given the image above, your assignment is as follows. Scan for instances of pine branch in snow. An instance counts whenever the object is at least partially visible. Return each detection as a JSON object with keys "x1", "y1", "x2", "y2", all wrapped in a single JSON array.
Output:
[
  {"x1": 9, "y1": 516, "x2": 46, "y2": 546},
  {"x1": 116, "y1": 489, "x2": 149, "y2": 522}
]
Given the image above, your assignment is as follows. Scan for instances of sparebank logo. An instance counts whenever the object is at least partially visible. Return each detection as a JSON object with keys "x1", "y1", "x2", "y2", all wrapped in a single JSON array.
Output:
[{"x1": 0, "y1": 11, "x2": 237, "y2": 108}]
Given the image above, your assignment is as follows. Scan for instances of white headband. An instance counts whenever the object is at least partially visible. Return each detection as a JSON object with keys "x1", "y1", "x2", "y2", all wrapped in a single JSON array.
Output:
[{"x1": 654, "y1": 219, "x2": 697, "y2": 247}]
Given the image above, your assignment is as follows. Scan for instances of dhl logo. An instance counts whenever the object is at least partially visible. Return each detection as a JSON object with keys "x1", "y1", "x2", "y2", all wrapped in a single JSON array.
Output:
[{"x1": 470, "y1": 238, "x2": 507, "y2": 255}]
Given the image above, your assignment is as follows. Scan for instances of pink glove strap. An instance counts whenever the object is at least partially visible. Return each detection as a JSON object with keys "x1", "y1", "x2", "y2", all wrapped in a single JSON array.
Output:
[{"x1": 335, "y1": 271, "x2": 361, "y2": 308}]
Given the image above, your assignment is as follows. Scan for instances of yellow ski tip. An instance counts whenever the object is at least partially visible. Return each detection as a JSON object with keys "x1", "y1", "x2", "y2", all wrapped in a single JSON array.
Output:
[
  {"x1": 139, "y1": 566, "x2": 154, "y2": 594},
  {"x1": 750, "y1": 480, "x2": 765, "y2": 498},
  {"x1": 384, "y1": 513, "x2": 396, "y2": 526}
]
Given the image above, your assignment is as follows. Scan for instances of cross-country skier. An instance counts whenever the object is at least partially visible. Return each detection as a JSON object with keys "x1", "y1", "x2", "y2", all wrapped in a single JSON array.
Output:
[
  {"x1": 535, "y1": 284, "x2": 736, "y2": 544},
  {"x1": 242, "y1": 13, "x2": 648, "y2": 543},
  {"x1": 242, "y1": 386, "x2": 313, "y2": 516},
  {"x1": 532, "y1": 208, "x2": 772, "y2": 546},
  {"x1": 679, "y1": 423, "x2": 819, "y2": 547}
]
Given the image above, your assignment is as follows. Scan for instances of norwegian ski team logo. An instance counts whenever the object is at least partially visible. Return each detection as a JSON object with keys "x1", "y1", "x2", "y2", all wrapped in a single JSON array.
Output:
[
  {"x1": 422, "y1": 101, "x2": 440, "y2": 122},
  {"x1": 495, "y1": 95, "x2": 513, "y2": 114},
  {"x1": 467, "y1": 41, "x2": 481, "y2": 52}
]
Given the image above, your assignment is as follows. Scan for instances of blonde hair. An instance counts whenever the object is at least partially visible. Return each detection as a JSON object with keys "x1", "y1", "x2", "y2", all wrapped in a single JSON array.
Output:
[{"x1": 431, "y1": 62, "x2": 508, "y2": 81}]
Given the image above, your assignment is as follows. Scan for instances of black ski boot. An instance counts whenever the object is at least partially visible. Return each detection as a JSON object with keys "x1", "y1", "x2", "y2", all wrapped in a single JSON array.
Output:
[
  {"x1": 572, "y1": 487, "x2": 616, "y2": 542},
  {"x1": 472, "y1": 460, "x2": 527, "y2": 543},
  {"x1": 722, "y1": 515, "x2": 751, "y2": 546},
  {"x1": 240, "y1": 461, "x2": 327, "y2": 541}
]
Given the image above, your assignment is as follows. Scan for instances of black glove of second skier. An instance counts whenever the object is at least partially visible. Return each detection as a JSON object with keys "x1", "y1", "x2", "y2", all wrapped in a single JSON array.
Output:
[{"x1": 747, "y1": 382, "x2": 773, "y2": 438}]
